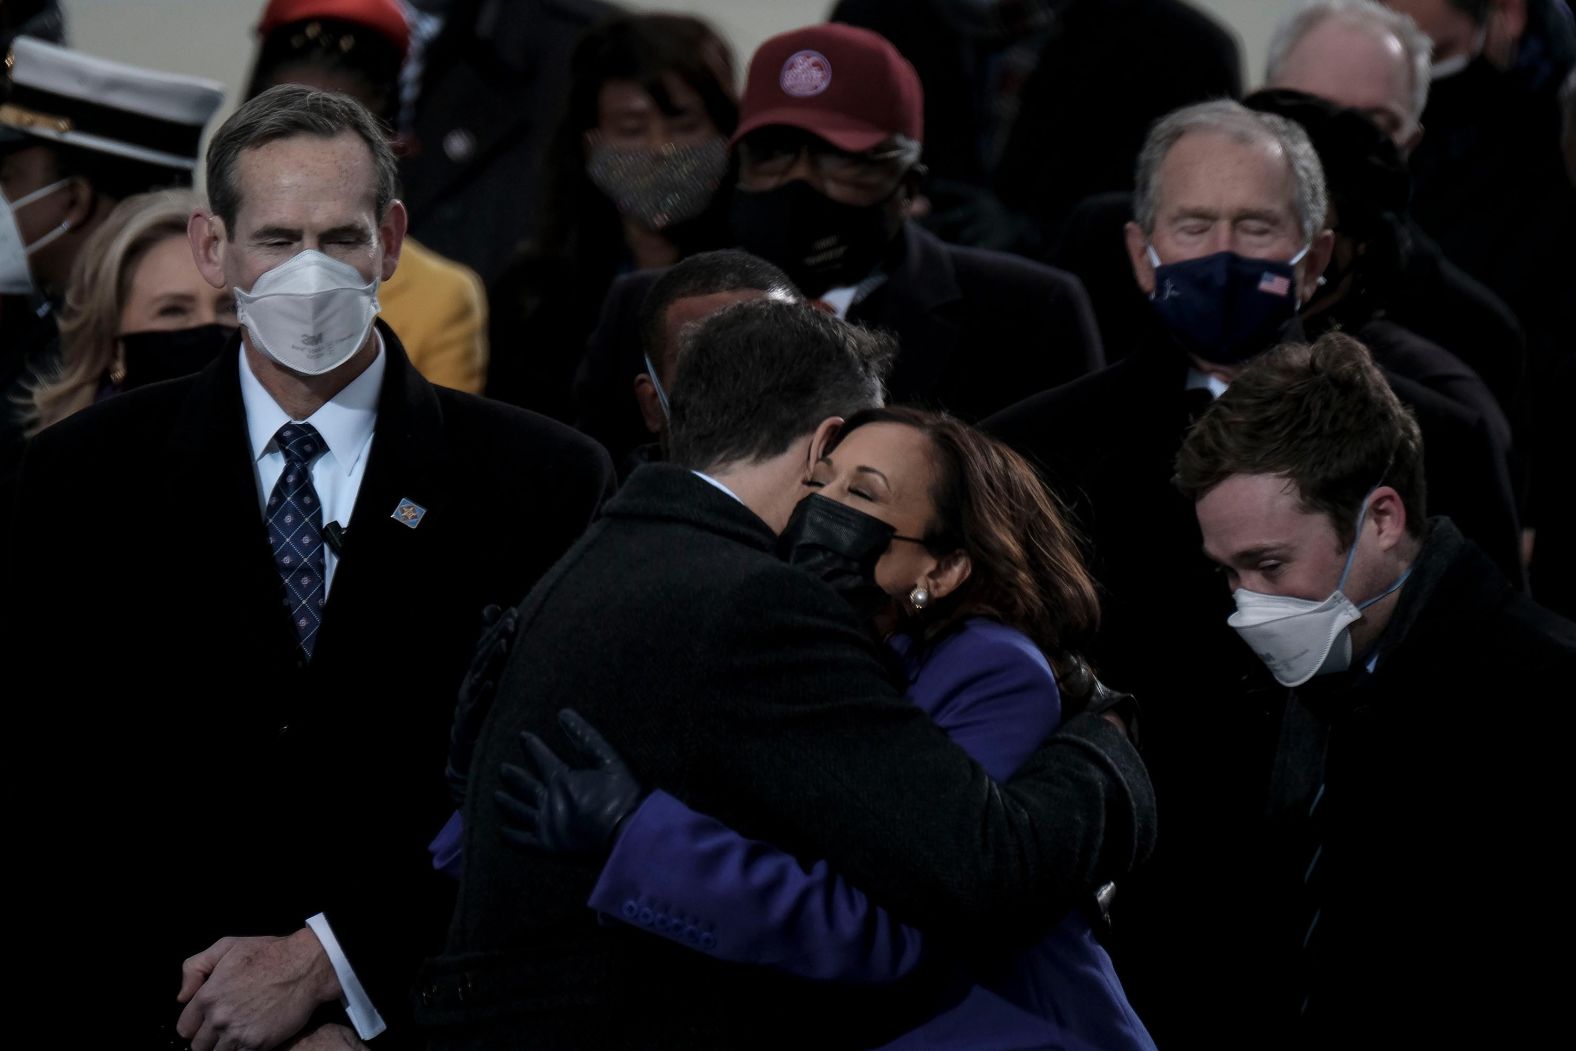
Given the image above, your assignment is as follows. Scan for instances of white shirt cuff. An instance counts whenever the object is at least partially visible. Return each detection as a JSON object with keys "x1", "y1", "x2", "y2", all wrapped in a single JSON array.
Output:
[{"x1": 305, "y1": 913, "x2": 389, "y2": 1041}]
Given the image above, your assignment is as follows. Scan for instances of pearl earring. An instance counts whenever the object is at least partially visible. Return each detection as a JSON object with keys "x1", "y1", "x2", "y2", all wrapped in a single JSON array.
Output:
[{"x1": 909, "y1": 585, "x2": 930, "y2": 610}]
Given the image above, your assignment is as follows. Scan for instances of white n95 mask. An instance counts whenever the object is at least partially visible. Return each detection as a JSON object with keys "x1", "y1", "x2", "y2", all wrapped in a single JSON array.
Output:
[
  {"x1": 234, "y1": 249, "x2": 380, "y2": 376},
  {"x1": 1228, "y1": 589, "x2": 1365, "y2": 688},
  {"x1": 1227, "y1": 493, "x2": 1412, "y2": 688}
]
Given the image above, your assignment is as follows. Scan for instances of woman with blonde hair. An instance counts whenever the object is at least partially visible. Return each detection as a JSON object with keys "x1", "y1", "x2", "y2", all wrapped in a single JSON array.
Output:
[{"x1": 26, "y1": 188, "x2": 235, "y2": 434}]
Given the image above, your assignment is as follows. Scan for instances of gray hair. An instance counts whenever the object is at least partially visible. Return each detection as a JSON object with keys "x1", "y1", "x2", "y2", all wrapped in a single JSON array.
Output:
[
  {"x1": 205, "y1": 84, "x2": 399, "y2": 236},
  {"x1": 1265, "y1": 0, "x2": 1433, "y2": 129},
  {"x1": 1134, "y1": 99, "x2": 1329, "y2": 243}
]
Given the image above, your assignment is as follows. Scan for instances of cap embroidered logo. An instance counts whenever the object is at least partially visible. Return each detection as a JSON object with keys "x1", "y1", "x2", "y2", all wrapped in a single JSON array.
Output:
[{"x1": 780, "y1": 50, "x2": 832, "y2": 97}]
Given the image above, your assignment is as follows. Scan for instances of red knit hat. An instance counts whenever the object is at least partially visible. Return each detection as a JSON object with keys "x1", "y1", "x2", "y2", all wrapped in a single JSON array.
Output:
[
  {"x1": 732, "y1": 24, "x2": 924, "y2": 153},
  {"x1": 257, "y1": 0, "x2": 410, "y2": 60}
]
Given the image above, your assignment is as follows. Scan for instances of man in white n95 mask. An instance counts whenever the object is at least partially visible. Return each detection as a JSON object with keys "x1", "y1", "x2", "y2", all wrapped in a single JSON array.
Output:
[
  {"x1": 1174, "y1": 329, "x2": 1575, "y2": 1047},
  {"x1": 6, "y1": 83, "x2": 615, "y2": 1050}
]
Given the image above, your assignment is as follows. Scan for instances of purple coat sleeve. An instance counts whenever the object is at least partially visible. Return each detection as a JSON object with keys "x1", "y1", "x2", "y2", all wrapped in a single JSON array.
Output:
[{"x1": 585, "y1": 621, "x2": 1061, "y2": 981}]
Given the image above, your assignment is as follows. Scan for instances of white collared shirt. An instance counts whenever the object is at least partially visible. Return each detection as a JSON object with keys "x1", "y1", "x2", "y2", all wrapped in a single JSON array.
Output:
[
  {"x1": 238, "y1": 336, "x2": 384, "y2": 594},
  {"x1": 817, "y1": 285, "x2": 859, "y2": 319},
  {"x1": 237, "y1": 334, "x2": 388, "y2": 1040},
  {"x1": 816, "y1": 269, "x2": 889, "y2": 319},
  {"x1": 692, "y1": 469, "x2": 743, "y2": 504}
]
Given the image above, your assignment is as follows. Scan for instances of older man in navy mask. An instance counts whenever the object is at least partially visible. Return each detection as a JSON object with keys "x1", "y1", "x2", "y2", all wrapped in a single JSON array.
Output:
[{"x1": 986, "y1": 97, "x2": 1521, "y2": 1045}]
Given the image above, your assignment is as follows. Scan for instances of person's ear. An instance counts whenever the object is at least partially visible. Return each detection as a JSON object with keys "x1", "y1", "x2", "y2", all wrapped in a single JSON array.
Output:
[
  {"x1": 1368, "y1": 485, "x2": 1409, "y2": 552},
  {"x1": 59, "y1": 176, "x2": 97, "y2": 230},
  {"x1": 924, "y1": 549, "x2": 972, "y2": 602},
  {"x1": 634, "y1": 374, "x2": 666, "y2": 436},
  {"x1": 1125, "y1": 220, "x2": 1156, "y2": 296},
  {"x1": 378, "y1": 199, "x2": 408, "y2": 281},
  {"x1": 1297, "y1": 228, "x2": 1336, "y2": 303},
  {"x1": 188, "y1": 210, "x2": 228, "y2": 291},
  {"x1": 806, "y1": 416, "x2": 843, "y2": 476}
]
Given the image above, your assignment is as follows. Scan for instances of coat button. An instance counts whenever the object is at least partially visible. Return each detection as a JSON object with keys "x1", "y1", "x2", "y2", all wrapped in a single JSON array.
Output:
[
  {"x1": 699, "y1": 932, "x2": 716, "y2": 950},
  {"x1": 622, "y1": 900, "x2": 639, "y2": 920},
  {"x1": 683, "y1": 925, "x2": 699, "y2": 943},
  {"x1": 637, "y1": 907, "x2": 654, "y2": 926}
]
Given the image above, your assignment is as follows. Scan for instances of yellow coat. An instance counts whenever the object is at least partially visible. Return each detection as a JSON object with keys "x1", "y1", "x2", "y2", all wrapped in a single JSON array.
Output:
[{"x1": 379, "y1": 237, "x2": 489, "y2": 394}]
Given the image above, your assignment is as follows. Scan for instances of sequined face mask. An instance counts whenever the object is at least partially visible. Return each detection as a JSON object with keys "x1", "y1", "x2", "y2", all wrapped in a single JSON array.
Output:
[{"x1": 586, "y1": 136, "x2": 728, "y2": 231}]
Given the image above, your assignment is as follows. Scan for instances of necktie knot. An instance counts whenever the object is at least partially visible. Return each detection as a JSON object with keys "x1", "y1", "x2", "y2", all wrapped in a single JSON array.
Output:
[{"x1": 276, "y1": 422, "x2": 325, "y2": 466}]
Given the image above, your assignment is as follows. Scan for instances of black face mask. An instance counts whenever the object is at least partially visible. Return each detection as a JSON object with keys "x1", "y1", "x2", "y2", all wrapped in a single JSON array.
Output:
[
  {"x1": 116, "y1": 323, "x2": 236, "y2": 390},
  {"x1": 778, "y1": 493, "x2": 900, "y2": 621},
  {"x1": 730, "y1": 181, "x2": 896, "y2": 298}
]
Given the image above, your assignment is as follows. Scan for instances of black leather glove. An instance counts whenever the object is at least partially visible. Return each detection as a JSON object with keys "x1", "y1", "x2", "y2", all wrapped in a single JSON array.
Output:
[
  {"x1": 1083, "y1": 676, "x2": 1142, "y2": 748},
  {"x1": 445, "y1": 603, "x2": 519, "y2": 809},
  {"x1": 495, "y1": 708, "x2": 644, "y2": 856}
]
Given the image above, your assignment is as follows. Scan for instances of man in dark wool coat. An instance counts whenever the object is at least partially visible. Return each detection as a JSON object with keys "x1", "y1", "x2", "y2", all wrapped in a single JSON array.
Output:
[
  {"x1": 423, "y1": 297, "x2": 1156, "y2": 1050},
  {"x1": 1176, "y1": 331, "x2": 1574, "y2": 1047},
  {"x1": 5, "y1": 85, "x2": 613, "y2": 1049}
]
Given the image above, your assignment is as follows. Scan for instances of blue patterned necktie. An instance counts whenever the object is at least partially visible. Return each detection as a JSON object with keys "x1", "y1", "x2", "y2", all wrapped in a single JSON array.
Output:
[{"x1": 267, "y1": 422, "x2": 327, "y2": 658}]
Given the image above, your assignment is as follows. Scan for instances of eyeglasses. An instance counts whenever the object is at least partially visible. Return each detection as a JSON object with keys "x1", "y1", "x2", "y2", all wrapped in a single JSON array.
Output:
[{"x1": 737, "y1": 135, "x2": 916, "y2": 194}]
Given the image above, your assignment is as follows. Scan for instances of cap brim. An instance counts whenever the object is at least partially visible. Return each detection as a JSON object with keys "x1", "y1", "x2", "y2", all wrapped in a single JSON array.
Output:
[
  {"x1": 0, "y1": 122, "x2": 196, "y2": 170},
  {"x1": 730, "y1": 107, "x2": 894, "y2": 153}
]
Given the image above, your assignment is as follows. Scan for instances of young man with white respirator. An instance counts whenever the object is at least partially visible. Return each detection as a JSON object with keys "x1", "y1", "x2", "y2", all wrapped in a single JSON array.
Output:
[{"x1": 1175, "y1": 330, "x2": 1574, "y2": 1046}]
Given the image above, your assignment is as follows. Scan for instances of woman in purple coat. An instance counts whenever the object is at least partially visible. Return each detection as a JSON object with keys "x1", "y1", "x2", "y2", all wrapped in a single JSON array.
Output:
[{"x1": 497, "y1": 407, "x2": 1156, "y2": 1049}]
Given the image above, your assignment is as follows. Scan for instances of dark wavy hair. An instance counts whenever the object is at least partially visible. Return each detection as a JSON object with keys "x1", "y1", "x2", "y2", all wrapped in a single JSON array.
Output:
[{"x1": 831, "y1": 407, "x2": 1102, "y2": 702}]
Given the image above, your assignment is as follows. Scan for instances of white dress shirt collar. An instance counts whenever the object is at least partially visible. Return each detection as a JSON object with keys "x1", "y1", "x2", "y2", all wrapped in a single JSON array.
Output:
[
  {"x1": 691, "y1": 470, "x2": 742, "y2": 504},
  {"x1": 1184, "y1": 367, "x2": 1230, "y2": 401},
  {"x1": 239, "y1": 332, "x2": 385, "y2": 474}
]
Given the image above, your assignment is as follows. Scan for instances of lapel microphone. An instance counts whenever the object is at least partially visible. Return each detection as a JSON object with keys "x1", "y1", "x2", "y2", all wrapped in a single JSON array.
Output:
[{"x1": 323, "y1": 521, "x2": 348, "y2": 554}]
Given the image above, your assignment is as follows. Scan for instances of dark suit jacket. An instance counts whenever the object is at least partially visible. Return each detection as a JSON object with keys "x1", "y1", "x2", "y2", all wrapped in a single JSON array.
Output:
[
  {"x1": 0, "y1": 296, "x2": 56, "y2": 493},
  {"x1": 1255, "y1": 519, "x2": 1574, "y2": 1045},
  {"x1": 423, "y1": 464, "x2": 1155, "y2": 1049},
  {"x1": 572, "y1": 221, "x2": 1104, "y2": 475},
  {"x1": 584, "y1": 618, "x2": 1155, "y2": 1051},
  {"x1": 1408, "y1": 49, "x2": 1576, "y2": 365},
  {"x1": 5, "y1": 324, "x2": 613, "y2": 1046},
  {"x1": 1387, "y1": 220, "x2": 1527, "y2": 422},
  {"x1": 982, "y1": 340, "x2": 1521, "y2": 1046}
]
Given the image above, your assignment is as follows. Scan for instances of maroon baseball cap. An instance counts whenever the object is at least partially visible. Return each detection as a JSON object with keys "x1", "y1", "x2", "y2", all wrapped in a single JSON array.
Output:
[
  {"x1": 257, "y1": 0, "x2": 411, "y2": 59},
  {"x1": 731, "y1": 24, "x2": 924, "y2": 153}
]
